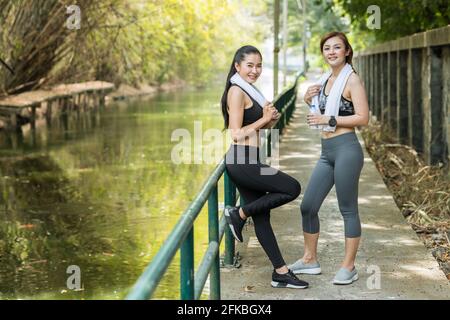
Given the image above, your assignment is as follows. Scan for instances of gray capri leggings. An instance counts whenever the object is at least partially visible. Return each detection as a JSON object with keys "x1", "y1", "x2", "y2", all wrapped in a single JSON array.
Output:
[{"x1": 301, "y1": 132, "x2": 364, "y2": 238}]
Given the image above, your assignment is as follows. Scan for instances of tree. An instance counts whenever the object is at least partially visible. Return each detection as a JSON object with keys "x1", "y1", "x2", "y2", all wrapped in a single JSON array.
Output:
[
  {"x1": 0, "y1": 0, "x2": 267, "y2": 96},
  {"x1": 332, "y1": 0, "x2": 450, "y2": 42}
]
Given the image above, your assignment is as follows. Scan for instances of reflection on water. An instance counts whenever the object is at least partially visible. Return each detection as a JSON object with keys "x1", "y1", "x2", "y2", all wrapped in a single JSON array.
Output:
[{"x1": 0, "y1": 86, "x2": 225, "y2": 299}]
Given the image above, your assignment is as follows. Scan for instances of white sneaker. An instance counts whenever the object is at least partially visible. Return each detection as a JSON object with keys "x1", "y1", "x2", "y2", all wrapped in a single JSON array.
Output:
[
  {"x1": 333, "y1": 267, "x2": 359, "y2": 285},
  {"x1": 288, "y1": 259, "x2": 322, "y2": 275}
]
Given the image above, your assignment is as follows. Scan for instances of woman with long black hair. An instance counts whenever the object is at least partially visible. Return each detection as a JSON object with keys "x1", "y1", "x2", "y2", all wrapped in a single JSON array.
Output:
[{"x1": 222, "y1": 45, "x2": 308, "y2": 289}]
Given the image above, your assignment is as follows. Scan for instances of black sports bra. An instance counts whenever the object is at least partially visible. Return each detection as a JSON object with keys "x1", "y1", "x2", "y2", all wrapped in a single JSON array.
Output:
[
  {"x1": 230, "y1": 84, "x2": 263, "y2": 126},
  {"x1": 318, "y1": 79, "x2": 355, "y2": 116}
]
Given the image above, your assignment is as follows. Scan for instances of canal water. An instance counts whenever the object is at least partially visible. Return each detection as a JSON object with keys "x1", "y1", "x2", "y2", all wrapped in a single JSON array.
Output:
[
  {"x1": 0, "y1": 85, "x2": 227, "y2": 299},
  {"x1": 0, "y1": 60, "x2": 300, "y2": 299}
]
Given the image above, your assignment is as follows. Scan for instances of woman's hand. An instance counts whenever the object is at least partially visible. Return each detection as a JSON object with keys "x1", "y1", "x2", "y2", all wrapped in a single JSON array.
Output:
[
  {"x1": 267, "y1": 103, "x2": 280, "y2": 120},
  {"x1": 307, "y1": 114, "x2": 329, "y2": 126},
  {"x1": 263, "y1": 103, "x2": 278, "y2": 123},
  {"x1": 304, "y1": 84, "x2": 322, "y2": 105}
]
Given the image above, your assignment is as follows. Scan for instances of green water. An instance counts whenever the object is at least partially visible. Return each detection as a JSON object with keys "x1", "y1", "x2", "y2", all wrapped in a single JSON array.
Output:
[{"x1": 0, "y1": 85, "x2": 226, "y2": 299}]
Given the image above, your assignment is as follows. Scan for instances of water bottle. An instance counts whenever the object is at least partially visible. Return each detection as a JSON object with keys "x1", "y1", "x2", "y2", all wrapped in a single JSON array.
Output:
[{"x1": 308, "y1": 104, "x2": 320, "y2": 130}]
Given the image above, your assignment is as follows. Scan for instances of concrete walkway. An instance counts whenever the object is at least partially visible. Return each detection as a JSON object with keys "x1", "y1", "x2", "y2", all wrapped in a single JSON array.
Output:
[{"x1": 221, "y1": 72, "x2": 450, "y2": 300}]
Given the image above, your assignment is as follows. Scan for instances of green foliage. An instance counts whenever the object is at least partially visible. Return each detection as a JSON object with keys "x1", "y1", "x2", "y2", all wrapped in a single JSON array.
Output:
[
  {"x1": 263, "y1": 0, "x2": 448, "y2": 70},
  {"x1": 0, "y1": 0, "x2": 267, "y2": 93},
  {"x1": 332, "y1": 0, "x2": 450, "y2": 42},
  {"x1": 265, "y1": 0, "x2": 353, "y2": 68}
]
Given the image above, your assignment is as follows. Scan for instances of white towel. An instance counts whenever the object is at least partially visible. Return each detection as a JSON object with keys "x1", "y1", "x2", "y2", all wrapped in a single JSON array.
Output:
[
  {"x1": 230, "y1": 73, "x2": 268, "y2": 108},
  {"x1": 310, "y1": 63, "x2": 354, "y2": 132}
]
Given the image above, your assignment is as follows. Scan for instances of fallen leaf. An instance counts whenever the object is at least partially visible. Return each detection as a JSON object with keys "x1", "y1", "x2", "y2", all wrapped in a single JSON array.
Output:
[
  {"x1": 19, "y1": 224, "x2": 35, "y2": 229},
  {"x1": 243, "y1": 285, "x2": 254, "y2": 293},
  {"x1": 102, "y1": 252, "x2": 115, "y2": 257}
]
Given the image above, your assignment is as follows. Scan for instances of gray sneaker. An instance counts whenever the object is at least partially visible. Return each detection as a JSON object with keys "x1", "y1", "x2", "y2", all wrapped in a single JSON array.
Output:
[
  {"x1": 333, "y1": 267, "x2": 359, "y2": 285},
  {"x1": 288, "y1": 259, "x2": 321, "y2": 275}
]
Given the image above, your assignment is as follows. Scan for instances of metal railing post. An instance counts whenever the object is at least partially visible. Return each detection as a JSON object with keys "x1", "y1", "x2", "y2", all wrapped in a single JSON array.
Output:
[
  {"x1": 208, "y1": 185, "x2": 220, "y2": 299},
  {"x1": 223, "y1": 171, "x2": 236, "y2": 266},
  {"x1": 180, "y1": 228, "x2": 194, "y2": 299}
]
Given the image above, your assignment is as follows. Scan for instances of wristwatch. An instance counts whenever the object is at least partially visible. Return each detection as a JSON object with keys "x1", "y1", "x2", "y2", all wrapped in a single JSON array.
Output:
[{"x1": 328, "y1": 116, "x2": 337, "y2": 127}]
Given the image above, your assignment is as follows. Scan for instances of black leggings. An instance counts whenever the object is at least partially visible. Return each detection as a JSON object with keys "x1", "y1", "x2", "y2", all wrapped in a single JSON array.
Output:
[{"x1": 225, "y1": 144, "x2": 301, "y2": 269}]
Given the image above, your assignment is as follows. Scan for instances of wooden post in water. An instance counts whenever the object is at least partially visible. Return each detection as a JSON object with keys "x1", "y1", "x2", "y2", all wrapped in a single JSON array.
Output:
[
  {"x1": 46, "y1": 99, "x2": 53, "y2": 127},
  {"x1": 47, "y1": 99, "x2": 53, "y2": 121},
  {"x1": 99, "y1": 92, "x2": 106, "y2": 108},
  {"x1": 10, "y1": 112, "x2": 17, "y2": 128},
  {"x1": 30, "y1": 104, "x2": 37, "y2": 129}
]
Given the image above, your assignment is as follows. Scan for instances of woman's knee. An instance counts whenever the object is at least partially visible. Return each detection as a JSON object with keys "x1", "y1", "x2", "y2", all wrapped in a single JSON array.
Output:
[
  {"x1": 338, "y1": 201, "x2": 358, "y2": 219},
  {"x1": 286, "y1": 178, "x2": 301, "y2": 200},
  {"x1": 300, "y1": 200, "x2": 314, "y2": 218}
]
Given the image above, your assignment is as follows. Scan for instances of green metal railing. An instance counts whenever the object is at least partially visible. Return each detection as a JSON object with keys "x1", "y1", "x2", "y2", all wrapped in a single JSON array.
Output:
[{"x1": 125, "y1": 71, "x2": 304, "y2": 300}]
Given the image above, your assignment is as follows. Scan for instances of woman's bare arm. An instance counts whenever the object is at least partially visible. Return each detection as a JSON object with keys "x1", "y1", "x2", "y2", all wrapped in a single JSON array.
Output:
[{"x1": 333, "y1": 73, "x2": 369, "y2": 128}]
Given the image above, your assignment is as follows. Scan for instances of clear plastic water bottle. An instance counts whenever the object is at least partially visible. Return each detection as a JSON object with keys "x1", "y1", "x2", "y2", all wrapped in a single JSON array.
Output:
[{"x1": 308, "y1": 104, "x2": 320, "y2": 129}]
